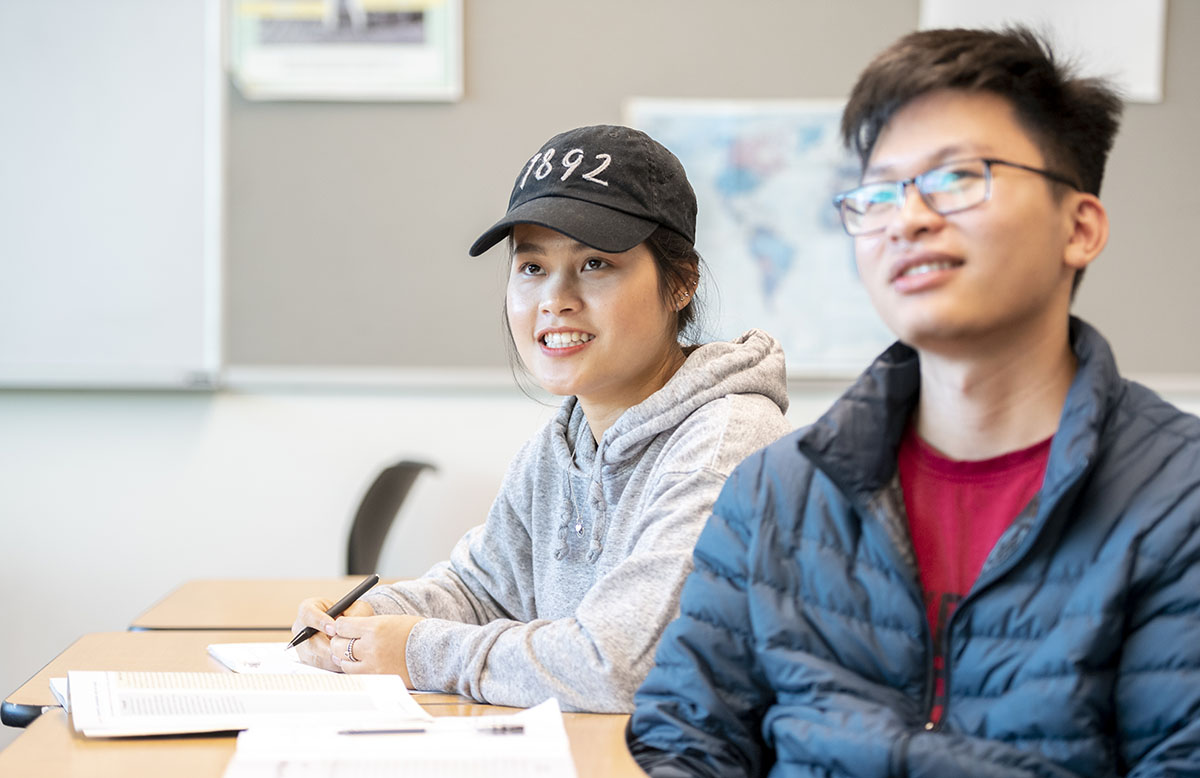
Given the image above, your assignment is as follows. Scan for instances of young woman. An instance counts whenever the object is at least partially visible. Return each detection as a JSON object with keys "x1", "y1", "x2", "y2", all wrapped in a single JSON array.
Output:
[{"x1": 293, "y1": 124, "x2": 791, "y2": 712}]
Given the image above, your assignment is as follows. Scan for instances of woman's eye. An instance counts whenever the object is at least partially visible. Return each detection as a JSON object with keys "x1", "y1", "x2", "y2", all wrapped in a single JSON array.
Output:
[
  {"x1": 583, "y1": 258, "x2": 607, "y2": 270},
  {"x1": 518, "y1": 262, "x2": 543, "y2": 276}
]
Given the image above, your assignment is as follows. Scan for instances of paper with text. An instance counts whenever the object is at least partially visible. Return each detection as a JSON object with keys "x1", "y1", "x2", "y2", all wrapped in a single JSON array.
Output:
[{"x1": 68, "y1": 671, "x2": 430, "y2": 738}]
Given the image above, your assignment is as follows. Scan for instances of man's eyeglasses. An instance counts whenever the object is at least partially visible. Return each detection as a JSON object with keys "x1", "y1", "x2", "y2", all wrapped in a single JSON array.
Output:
[{"x1": 832, "y1": 157, "x2": 1080, "y2": 236}]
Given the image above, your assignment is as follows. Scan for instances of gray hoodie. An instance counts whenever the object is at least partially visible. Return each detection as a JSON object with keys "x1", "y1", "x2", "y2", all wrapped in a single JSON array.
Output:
[{"x1": 365, "y1": 329, "x2": 791, "y2": 712}]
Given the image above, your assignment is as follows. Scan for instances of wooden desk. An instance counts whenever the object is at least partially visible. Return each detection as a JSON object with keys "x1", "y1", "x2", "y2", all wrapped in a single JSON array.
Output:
[
  {"x1": 0, "y1": 705, "x2": 646, "y2": 777},
  {"x1": 5, "y1": 585, "x2": 647, "y2": 775},
  {"x1": 130, "y1": 577, "x2": 383, "y2": 631},
  {"x1": 3, "y1": 630, "x2": 465, "y2": 728},
  {"x1": 1, "y1": 709, "x2": 235, "y2": 775}
]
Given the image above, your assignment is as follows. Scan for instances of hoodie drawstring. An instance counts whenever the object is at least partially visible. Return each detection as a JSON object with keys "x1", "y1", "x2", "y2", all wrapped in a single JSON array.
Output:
[{"x1": 553, "y1": 467, "x2": 573, "y2": 561}]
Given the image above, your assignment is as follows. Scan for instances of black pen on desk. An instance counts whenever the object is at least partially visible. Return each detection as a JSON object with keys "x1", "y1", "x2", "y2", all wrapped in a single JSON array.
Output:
[
  {"x1": 338, "y1": 724, "x2": 525, "y2": 736},
  {"x1": 285, "y1": 573, "x2": 379, "y2": 650}
]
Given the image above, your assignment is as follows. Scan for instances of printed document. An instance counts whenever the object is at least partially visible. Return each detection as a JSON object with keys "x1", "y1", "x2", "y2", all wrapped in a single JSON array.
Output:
[{"x1": 69, "y1": 670, "x2": 430, "y2": 738}]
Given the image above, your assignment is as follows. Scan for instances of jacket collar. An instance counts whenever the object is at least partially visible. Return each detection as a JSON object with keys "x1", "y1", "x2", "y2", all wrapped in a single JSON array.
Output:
[
  {"x1": 796, "y1": 317, "x2": 1122, "y2": 511},
  {"x1": 1041, "y1": 317, "x2": 1121, "y2": 510}
]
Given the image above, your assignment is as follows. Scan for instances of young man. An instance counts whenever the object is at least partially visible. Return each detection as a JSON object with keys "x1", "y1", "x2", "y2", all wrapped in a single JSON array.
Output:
[{"x1": 627, "y1": 27, "x2": 1200, "y2": 777}]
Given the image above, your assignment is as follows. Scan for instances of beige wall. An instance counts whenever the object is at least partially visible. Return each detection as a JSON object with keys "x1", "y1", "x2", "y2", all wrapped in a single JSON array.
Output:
[
  {"x1": 4, "y1": 0, "x2": 1199, "y2": 752},
  {"x1": 227, "y1": 0, "x2": 1200, "y2": 377}
]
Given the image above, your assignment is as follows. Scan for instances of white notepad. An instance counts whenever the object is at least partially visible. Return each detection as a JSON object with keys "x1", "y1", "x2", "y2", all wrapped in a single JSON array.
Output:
[
  {"x1": 69, "y1": 670, "x2": 430, "y2": 738},
  {"x1": 207, "y1": 642, "x2": 335, "y2": 675},
  {"x1": 208, "y1": 642, "x2": 441, "y2": 693}
]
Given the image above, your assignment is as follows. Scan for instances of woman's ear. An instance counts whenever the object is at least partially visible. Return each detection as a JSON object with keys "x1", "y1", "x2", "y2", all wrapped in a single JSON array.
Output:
[
  {"x1": 674, "y1": 287, "x2": 693, "y2": 311},
  {"x1": 1063, "y1": 192, "x2": 1108, "y2": 272},
  {"x1": 675, "y1": 260, "x2": 700, "y2": 311}
]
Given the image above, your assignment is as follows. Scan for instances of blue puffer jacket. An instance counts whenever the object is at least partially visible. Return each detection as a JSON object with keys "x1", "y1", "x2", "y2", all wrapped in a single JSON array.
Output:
[{"x1": 629, "y1": 319, "x2": 1200, "y2": 777}]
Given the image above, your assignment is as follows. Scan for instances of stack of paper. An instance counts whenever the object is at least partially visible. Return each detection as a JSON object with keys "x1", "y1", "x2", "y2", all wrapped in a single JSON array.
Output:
[
  {"x1": 49, "y1": 677, "x2": 70, "y2": 711},
  {"x1": 68, "y1": 670, "x2": 430, "y2": 737},
  {"x1": 222, "y1": 698, "x2": 578, "y2": 777}
]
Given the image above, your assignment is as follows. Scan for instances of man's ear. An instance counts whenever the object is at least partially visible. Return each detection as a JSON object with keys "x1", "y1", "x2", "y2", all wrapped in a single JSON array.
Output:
[{"x1": 1063, "y1": 193, "x2": 1108, "y2": 272}]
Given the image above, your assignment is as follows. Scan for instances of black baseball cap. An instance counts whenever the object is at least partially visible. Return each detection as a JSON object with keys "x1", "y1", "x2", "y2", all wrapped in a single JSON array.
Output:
[{"x1": 468, "y1": 124, "x2": 697, "y2": 257}]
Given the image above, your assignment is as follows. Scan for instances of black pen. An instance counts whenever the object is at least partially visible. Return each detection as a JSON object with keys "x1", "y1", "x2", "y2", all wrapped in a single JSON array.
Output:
[
  {"x1": 285, "y1": 573, "x2": 380, "y2": 650},
  {"x1": 338, "y1": 724, "x2": 525, "y2": 736}
]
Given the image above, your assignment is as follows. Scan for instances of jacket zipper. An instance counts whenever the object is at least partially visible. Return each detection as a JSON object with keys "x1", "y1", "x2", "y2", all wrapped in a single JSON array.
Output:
[
  {"x1": 921, "y1": 483, "x2": 1079, "y2": 732},
  {"x1": 921, "y1": 629, "x2": 937, "y2": 731},
  {"x1": 857, "y1": 486, "x2": 942, "y2": 735},
  {"x1": 925, "y1": 606, "x2": 952, "y2": 732},
  {"x1": 868, "y1": 495, "x2": 941, "y2": 733}
]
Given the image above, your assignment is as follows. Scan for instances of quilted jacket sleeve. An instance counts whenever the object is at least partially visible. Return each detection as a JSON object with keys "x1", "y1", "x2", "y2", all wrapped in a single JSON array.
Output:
[{"x1": 1115, "y1": 480, "x2": 1200, "y2": 777}]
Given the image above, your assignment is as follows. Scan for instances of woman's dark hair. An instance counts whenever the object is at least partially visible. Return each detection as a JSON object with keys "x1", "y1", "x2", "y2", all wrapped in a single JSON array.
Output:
[
  {"x1": 500, "y1": 226, "x2": 707, "y2": 393},
  {"x1": 644, "y1": 226, "x2": 705, "y2": 344}
]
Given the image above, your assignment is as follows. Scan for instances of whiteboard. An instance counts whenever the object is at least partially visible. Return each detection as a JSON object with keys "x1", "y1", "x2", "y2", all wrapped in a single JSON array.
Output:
[{"x1": 0, "y1": 0, "x2": 222, "y2": 388}]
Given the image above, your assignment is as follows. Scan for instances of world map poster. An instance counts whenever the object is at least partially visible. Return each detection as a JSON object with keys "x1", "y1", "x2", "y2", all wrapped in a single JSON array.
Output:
[{"x1": 627, "y1": 99, "x2": 895, "y2": 377}]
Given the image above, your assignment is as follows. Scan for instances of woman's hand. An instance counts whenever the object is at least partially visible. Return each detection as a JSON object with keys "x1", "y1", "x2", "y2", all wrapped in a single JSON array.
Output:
[
  {"x1": 291, "y1": 596, "x2": 375, "y2": 672},
  {"x1": 328, "y1": 614, "x2": 425, "y2": 687}
]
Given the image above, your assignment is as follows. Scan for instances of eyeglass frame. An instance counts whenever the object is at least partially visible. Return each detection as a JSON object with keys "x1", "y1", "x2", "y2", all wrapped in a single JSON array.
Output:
[{"x1": 831, "y1": 157, "x2": 1081, "y2": 237}]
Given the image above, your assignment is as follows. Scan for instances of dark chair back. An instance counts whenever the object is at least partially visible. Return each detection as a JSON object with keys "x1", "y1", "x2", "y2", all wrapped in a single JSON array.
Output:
[{"x1": 346, "y1": 459, "x2": 436, "y2": 575}]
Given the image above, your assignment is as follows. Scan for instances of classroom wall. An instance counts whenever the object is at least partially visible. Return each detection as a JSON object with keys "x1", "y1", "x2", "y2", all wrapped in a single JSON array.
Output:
[
  {"x1": 225, "y1": 0, "x2": 1200, "y2": 378},
  {"x1": 3, "y1": 386, "x2": 1199, "y2": 752},
  {"x1": 225, "y1": 0, "x2": 919, "y2": 371},
  {"x1": 4, "y1": 0, "x2": 1199, "y2": 752},
  {"x1": 0, "y1": 386, "x2": 838, "y2": 750}
]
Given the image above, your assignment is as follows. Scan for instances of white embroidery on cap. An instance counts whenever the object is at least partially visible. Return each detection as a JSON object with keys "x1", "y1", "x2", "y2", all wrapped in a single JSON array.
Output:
[
  {"x1": 520, "y1": 152, "x2": 542, "y2": 189},
  {"x1": 561, "y1": 148, "x2": 584, "y2": 180},
  {"x1": 581, "y1": 153, "x2": 611, "y2": 186},
  {"x1": 534, "y1": 148, "x2": 557, "y2": 180},
  {"x1": 519, "y1": 148, "x2": 611, "y2": 188}
]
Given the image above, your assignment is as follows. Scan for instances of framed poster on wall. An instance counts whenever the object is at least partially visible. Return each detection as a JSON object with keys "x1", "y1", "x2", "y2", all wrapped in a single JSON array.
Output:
[{"x1": 229, "y1": 0, "x2": 463, "y2": 101}]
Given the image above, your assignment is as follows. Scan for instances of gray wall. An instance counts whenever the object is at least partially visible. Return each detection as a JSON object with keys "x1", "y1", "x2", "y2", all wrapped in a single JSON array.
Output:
[{"x1": 226, "y1": 0, "x2": 1200, "y2": 376}]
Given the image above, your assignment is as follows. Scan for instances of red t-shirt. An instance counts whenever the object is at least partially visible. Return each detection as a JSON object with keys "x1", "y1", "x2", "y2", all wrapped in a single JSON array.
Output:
[{"x1": 897, "y1": 424, "x2": 1052, "y2": 725}]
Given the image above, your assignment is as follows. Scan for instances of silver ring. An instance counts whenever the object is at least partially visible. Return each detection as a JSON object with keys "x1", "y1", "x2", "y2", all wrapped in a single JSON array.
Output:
[{"x1": 344, "y1": 636, "x2": 359, "y2": 662}]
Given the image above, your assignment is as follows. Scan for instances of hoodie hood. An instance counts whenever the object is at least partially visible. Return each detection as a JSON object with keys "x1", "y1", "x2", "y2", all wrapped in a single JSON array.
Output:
[
  {"x1": 546, "y1": 329, "x2": 789, "y2": 562},
  {"x1": 552, "y1": 329, "x2": 789, "y2": 473}
]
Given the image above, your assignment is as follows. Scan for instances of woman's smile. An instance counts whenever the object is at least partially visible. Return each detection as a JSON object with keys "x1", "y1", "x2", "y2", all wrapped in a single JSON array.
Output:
[{"x1": 507, "y1": 224, "x2": 684, "y2": 423}]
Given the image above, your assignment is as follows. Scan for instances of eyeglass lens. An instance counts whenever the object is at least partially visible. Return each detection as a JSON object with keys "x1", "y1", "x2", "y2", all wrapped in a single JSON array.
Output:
[{"x1": 838, "y1": 159, "x2": 992, "y2": 235}]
